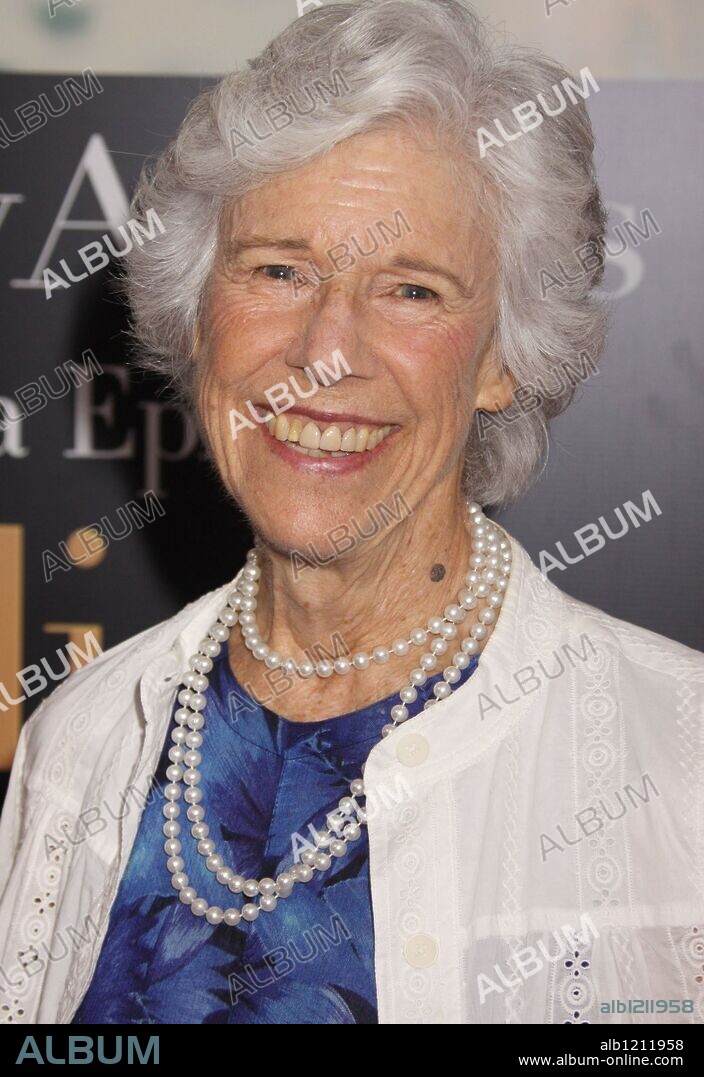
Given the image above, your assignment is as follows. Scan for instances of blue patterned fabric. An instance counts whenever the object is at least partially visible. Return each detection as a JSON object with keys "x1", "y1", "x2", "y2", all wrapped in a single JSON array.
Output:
[{"x1": 72, "y1": 646, "x2": 478, "y2": 1024}]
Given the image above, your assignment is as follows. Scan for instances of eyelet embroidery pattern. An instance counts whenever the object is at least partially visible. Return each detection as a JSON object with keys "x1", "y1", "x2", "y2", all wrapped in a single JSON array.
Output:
[
  {"x1": 561, "y1": 949, "x2": 592, "y2": 1023},
  {"x1": 679, "y1": 926, "x2": 704, "y2": 1023},
  {"x1": 0, "y1": 811, "x2": 67, "y2": 1025}
]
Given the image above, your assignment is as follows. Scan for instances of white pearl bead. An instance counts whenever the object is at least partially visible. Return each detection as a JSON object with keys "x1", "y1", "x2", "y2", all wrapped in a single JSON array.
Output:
[
  {"x1": 372, "y1": 647, "x2": 389, "y2": 664},
  {"x1": 259, "y1": 878, "x2": 276, "y2": 895},
  {"x1": 353, "y1": 652, "x2": 370, "y2": 670},
  {"x1": 224, "y1": 908, "x2": 241, "y2": 926},
  {"x1": 459, "y1": 590, "x2": 477, "y2": 609},
  {"x1": 216, "y1": 867, "x2": 233, "y2": 884},
  {"x1": 206, "y1": 906, "x2": 224, "y2": 925},
  {"x1": 410, "y1": 628, "x2": 428, "y2": 646},
  {"x1": 333, "y1": 657, "x2": 351, "y2": 674},
  {"x1": 167, "y1": 856, "x2": 184, "y2": 874},
  {"x1": 298, "y1": 659, "x2": 315, "y2": 677},
  {"x1": 228, "y1": 875, "x2": 245, "y2": 893},
  {"x1": 479, "y1": 608, "x2": 496, "y2": 625},
  {"x1": 164, "y1": 838, "x2": 181, "y2": 856},
  {"x1": 350, "y1": 778, "x2": 365, "y2": 796},
  {"x1": 314, "y1": 852, "x2": 331, "y2": 871},
  {"x1": 430, "y1": 638, "x2": 448, "y2": 656},
  {"x1": 427, "y1": 617, "x2": 444, "y2": 635},
  {"x1": 179, "y1": 887, "x2": 196, "y2": 905},
  {"x1": 264, "y1": 652, "x2": 281, "y2": 669},
  {"x1": 424, "y1": 698, "x2": 437, "y2": 710},
  {"x1": 343, "y1": 822, "x2": 361, "y2": 841},
  {"x1": 441, "y1": 623, "x2": 458, "y2": 640},
  {"x1": 241, "y1": 903, "x2": 259, "y2": 921},
  {"x1": 243, "y1": 879, "x2": 259, "y2": 897},
  {"x1": 260, "y1": 895, "x2": 277, "y2": 912},
  {"x1": 392, "y1": 638, "x2": 410, "y2": 656},
  {"x1": 391, "y1": 704, "x2": 409, "y2": 723},
  {"x1": 453, "y1": 652, "x2": 470, "y2": 670},
  {"x1": 444, "y1": 604, "x2": 465, "y2": 623},
  {"x1": 443, "y1": 666, "x2": 461, "y2": 684},
  {"x1": 329, "y1": 840, "x2": 346, "y2": 858},
  {"x1": 296, "y1": 865, "x2": 314, "y2": 882},
  {"x1": 187, "y1": 803, "x2": 204, "y2": 821},
  {"x1": 470, "y1": 623, "x2": 488, "y2": 640},
  {"x1": 400, "y1": 685, "x2": 417, "y2": 704},
  {"x1": 410, "y1": 668, "x2": 427, "y2": 686},
  {"x1": 206, "y1": 854, "x2": 223, "y2": 872},
  {"x1": 420, "y1": 653, "x2": 437, "y2": 671},
  {"x1": 191, "y1": 898, "x2": 208, "y2": 917},
  {"x1": 276, "y1": 873, "x2": 294, "y2": 896},
  {"x1": 171, "y1": 872, "x2": 189, "y2": 890},
  {"x1": 461, "y1": 638, "x2": 479, "y2": 655},
  {"x1": 198, "y1": 838, "x2": 215, "y2": 856}
]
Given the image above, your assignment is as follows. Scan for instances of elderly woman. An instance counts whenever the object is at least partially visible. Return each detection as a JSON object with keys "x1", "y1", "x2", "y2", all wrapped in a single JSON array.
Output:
[{"x1": 1, "y1": 0, "x2": 702, "y2": 1028}]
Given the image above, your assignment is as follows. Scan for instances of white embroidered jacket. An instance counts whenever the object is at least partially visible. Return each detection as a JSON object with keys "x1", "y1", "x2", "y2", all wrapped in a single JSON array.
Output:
[{"x1": 1, "y1": 534, "x2": 703, "y2": 1025}]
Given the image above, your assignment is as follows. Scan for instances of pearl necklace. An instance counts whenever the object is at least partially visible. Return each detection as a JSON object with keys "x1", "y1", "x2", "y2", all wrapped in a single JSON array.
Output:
[
  {"x1": 241, "y1": 580, "x2": 477, "y2": 679},
  {"x1": 163, "y1": 501, "x2": 510, "y2": 927}
]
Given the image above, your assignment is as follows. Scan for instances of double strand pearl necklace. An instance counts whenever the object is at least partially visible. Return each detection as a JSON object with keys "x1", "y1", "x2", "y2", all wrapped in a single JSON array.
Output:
[{"x1": 163, "y1": 501, "x2": 511, "y2": 928}]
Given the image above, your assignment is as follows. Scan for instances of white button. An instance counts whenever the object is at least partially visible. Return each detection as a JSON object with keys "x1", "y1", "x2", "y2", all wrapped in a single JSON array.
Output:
[
  {"x1": 404, "y1": 933, "x2": 439, "y2": 968},
  {"x1": 395, "y1": 732, "x2": 429, "y2": 767}
]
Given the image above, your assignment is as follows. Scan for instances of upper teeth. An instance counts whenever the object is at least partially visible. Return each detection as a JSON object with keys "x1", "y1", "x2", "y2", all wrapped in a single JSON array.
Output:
[{"x1": 266, "y1": 414, "x2": 393, "y2": 453}]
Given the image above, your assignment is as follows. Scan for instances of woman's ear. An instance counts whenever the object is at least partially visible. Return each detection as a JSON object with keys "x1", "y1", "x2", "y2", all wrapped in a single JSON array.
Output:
[{"x1": 474, "y1": 341, "x2": 515, "y2": 413}]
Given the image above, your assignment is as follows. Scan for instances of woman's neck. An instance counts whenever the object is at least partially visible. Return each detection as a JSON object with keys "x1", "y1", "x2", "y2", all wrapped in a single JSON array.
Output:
[{"x1": 227, "y1": 485, "x2": 477, "y2": 722}]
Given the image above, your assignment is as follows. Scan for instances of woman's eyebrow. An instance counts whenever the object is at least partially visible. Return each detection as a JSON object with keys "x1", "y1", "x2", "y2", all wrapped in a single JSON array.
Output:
[{"x1": 227, "y1": 235, "x2": 312, "y2": 256}]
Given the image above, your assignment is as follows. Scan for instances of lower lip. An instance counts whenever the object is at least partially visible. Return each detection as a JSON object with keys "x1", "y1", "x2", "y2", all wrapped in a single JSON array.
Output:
[{"x1": 263, "y1": 427, "x2": 395, "y2": 474}]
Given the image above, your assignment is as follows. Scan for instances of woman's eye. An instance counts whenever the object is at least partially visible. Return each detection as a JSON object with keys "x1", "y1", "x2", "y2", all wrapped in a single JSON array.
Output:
[
  {"x1": 397, "y1": 283, "x2": 437, "y2": 300},
  {"x1": 259, "y1": 265, "x2": 297, "y2": 281}
]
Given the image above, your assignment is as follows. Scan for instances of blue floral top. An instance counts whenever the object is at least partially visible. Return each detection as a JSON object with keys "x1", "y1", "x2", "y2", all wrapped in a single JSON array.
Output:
[{"x1": 71, "y1": 645, "x2": 477, "y2": 1024}]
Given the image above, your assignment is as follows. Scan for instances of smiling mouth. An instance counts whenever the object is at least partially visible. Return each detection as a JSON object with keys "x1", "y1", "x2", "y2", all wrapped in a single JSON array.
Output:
[{"x1": 264, "y1": 412, "x2": 395, "y2": 458}]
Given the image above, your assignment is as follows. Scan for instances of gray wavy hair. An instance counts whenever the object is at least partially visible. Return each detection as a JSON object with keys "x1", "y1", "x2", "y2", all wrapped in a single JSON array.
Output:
[{"x1": 125, "y1": 0, "x2": 607, "y2": 507}]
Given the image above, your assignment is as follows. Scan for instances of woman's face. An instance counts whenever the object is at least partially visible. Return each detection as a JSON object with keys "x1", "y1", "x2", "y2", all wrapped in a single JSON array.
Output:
[{"x1": 198, "y1": 123, "x2": 511, "y2": 555}]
